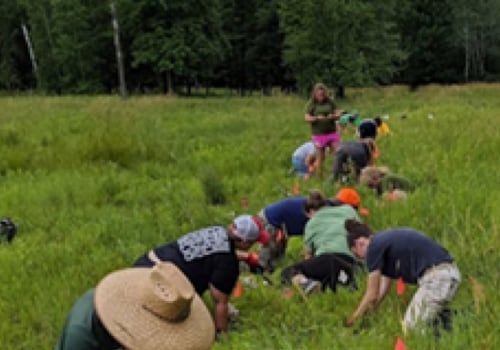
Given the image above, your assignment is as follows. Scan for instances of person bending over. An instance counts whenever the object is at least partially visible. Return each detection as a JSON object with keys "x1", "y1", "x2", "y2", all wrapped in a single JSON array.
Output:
[
  {"x1": 344, "y1": 220, "x2": 460, "y2": 332},
  {"x1": 360, "y1": 166, "x2": 414, "y2": 199},
  {"x1": 291, "y1": 141, "x2": 317, "y2": 178},
  {"x1": 331, "y1": 139, "x2": 378, "y2": 184},
  {"x1": 282, "y1": 188, "x2": 362, "y2": 295},
  {"x1": 374, "y1": 117, "x2": 391, "y2": 136},
  {"x1": 256, "y1": 191, "x2": 325, "y2": 271},
  {"x1": 55, "y1": 263, "x2": 215, "y2": 350},
  {"x1": 134, "y1": 215, "x2": 270, "y2": 333}
]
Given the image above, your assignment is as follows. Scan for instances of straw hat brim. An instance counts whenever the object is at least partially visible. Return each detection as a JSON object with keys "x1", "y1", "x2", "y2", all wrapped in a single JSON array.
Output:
[{"x1": 95, "y1": 268, "x2": 215, "y2": 350}]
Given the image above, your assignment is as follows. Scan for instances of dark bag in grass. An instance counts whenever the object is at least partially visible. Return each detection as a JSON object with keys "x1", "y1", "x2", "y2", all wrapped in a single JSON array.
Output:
[{"x1": 0, "y1": 218, "x2": 17, "y2": 243}]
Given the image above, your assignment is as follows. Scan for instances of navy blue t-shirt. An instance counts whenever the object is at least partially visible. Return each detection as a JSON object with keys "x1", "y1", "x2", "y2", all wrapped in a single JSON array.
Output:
[
  {"x1": 263, "y1": 197, "x2": 308, "y2": 236},
  {"x1": 366, "y1": 228, "x2": 454, "y2": 284},
  {"x1": 151, "y1": 226, "x2": 239, "y2": 296}
]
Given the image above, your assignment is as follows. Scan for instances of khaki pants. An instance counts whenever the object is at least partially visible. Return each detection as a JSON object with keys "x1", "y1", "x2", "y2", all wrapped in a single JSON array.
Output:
[
  {"x1": 403, "y1": 263, "x2": 461, "y2": 331},
  {"x1": 257, "y1": 210, "x2": 288, "y2": 271}
]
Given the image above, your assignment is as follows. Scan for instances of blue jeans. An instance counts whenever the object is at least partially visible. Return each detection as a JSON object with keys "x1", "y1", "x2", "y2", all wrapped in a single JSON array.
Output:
[{"x1": 292, "y1": 156, "x2": 308, "y2": 177}]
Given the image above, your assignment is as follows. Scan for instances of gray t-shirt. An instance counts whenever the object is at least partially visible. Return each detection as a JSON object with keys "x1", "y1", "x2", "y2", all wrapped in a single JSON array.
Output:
[
  {"x1": 367, "y1": 228, "x2": 454, "y2": 284},
  {"x1": 293, "y1": 142, "x2": 315, "y2": 159}
]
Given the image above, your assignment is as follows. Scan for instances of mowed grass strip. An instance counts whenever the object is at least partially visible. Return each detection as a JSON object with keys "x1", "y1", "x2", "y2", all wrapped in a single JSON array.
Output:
[{"x1": 0, "y1": 85, "x2": 498, "y2": 349}]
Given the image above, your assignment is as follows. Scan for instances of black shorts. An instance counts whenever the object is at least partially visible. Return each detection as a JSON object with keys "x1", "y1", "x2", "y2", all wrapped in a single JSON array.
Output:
[{"x1": 281, "y1": 253, "x2": 358, "y2": 292}]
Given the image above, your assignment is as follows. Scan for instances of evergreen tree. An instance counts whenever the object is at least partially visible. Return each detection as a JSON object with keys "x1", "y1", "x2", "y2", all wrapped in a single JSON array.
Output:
[
  {"x1": 279, "y1": 0, "x2": 404, "y2": 93},
  {"x1": 397, "y1": 0, "x2": 461, "y2": 87},
  {"x1": 0, "y1": 0, "x2": 33, "y2": 90},
  {"x1": 122, "y1": 0, "x2": 227, "y2": 95}
]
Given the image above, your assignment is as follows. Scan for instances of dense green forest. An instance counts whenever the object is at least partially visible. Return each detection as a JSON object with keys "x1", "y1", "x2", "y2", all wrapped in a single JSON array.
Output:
[{"x1": 1, "y1": 0, "x2": 500, "y2": 94}]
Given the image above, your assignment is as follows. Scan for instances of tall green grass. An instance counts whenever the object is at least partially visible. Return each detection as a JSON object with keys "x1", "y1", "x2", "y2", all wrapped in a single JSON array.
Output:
[{"x1": 0, "y1": 85, "x2": 498, "y2": 349}]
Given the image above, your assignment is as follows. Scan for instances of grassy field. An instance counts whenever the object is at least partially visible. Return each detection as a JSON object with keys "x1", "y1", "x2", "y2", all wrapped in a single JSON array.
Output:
[{"x1": 0, "y1": 85, "x2": 498, "y2": 349}]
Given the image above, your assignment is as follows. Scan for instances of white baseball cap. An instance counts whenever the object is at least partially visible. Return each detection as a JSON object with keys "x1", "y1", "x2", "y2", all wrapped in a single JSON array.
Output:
[{"x1": 233, "y1": 215, "x2": 270, "y2": 244}]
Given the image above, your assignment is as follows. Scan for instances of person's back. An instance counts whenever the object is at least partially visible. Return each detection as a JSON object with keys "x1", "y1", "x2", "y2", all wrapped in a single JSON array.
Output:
[
  {"x1": 368, "y1": 228, "x2": 453, "y2": 284},
  {"x1": 138, "y1": 226, "x2": 239, "y2": 296},
  {"x1": 332, "y1": 141, "x2": 374, "y2": 182},
  {"x1": 263, "y1": 197, "x2": 308, "y2": 236},
  {"x1": 304, "y1": 205, "x2": 359, "y2": 257},
  {"x1": 293, "y1": 142, "x2": 315, "y2": 159},
  {"x1": 55, "y1": 289, "x2": 122, "y2": 350},
  {"x1": 381, "y1": 174, "x2": 414, "y2": 193},
  {"x1": 358, "y1": 119, "x2": 378, "y2": 139}
]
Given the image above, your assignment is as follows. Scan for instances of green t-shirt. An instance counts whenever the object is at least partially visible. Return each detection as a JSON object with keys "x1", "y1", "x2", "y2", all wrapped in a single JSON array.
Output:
[
  {"x1": 305, "y1": 100, "x2": 337, "y2": 135},
  {"x1": 380, "y1": 174, "x2": 414, "y2": 193},
  {"x1": 55, "y1": 289, "x2": 121, "y2": 350},
  {"x1": 339, "y1": 114, "x2": 361, "y2": 127},
  {"x1": 304, "y1": 205, "x2": 360, "y2": 257}
]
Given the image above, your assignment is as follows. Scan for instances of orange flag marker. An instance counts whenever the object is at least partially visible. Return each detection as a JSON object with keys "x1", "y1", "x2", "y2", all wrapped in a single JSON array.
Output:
[
  {"x1": 396, "y1": 277, "x2": 406, "y2": 296},
  {"x1": 241, "y1": 197, "x2": 249, "y2": 210},
  {"x1": 232, "y1": 281, "x2": 243, "y2": 298},
  {"x1": 394, "y1": 337, "x2": 407, "y2": 350},
  {"x1": 293, "y1": 180, "x2": 300, "y2": 195},
  {"x1": 359, "y1": 207, "x2": 370, "y2": 217},
  {"x1": 282, "y1": 288, "x2": 295, "y2": 299},
  {"x1": 387, "y1": 191, "x2": 397, "y2": 201}
]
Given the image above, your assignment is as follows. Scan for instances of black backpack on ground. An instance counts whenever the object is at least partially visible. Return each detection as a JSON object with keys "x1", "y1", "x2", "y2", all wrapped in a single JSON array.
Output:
[{"x1": 0, "y1": 218, "x2": 17, "y2": 243}]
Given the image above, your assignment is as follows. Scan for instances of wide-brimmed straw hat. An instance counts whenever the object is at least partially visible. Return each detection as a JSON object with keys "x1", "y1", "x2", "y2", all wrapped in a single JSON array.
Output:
[{"x1": 95, "y1": 262, "x2": 215, "y2": 350}]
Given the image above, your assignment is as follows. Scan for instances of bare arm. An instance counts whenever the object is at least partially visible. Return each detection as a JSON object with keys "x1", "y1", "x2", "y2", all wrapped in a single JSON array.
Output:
[
  {"x1": 346, "y1": 270, "x2": 381, "y2": 325},
  {"x1": 303, "y1": 248, "x2": 313, "y2": 260},
  {"x1": 377, "y1": 276, "x2": 392, "y2": 305},
  {"x1": 236, "y1": 250, "x2": 249, "y2": 261},
  {"x1": 305, "y1": 113, "x2": 318, "y2": 123},
  {"x1": 210, "y1": 284, "x2": 230, "y2": 332}
]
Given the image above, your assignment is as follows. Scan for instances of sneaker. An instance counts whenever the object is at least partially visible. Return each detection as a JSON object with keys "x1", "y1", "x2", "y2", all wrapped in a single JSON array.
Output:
[
  {"x1": 303, "y1": 279, "x2": 321, "y2": 294},
  {"x1": 291, "y1": 274, "x2": 321, "y2": 295},
  {"x1": 300, "y1": 278, "x2": 321, "y2": 295},
  {"x1": 228, "y1": 303, "x2": 240, "y2": 323}
]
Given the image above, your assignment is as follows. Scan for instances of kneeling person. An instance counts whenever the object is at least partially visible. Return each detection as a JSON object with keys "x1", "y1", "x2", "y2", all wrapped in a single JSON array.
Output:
[
  {"x1": 282, "y1": 189, "x2": 362, "y2": 294},
  {"x1": 344, "y1": 220, "x2": 461, "y2": 332}
]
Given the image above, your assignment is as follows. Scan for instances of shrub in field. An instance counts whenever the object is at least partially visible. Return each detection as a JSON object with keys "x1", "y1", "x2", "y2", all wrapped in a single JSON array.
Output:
[{"x1": 200, "y1": 166, "x2": 226, "y2": 205}]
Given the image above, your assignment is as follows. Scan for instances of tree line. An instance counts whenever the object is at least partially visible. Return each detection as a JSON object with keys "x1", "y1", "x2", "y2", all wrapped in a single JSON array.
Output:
[{"x1": 1, "y1": 0, "x2": 500, "y2": 95}]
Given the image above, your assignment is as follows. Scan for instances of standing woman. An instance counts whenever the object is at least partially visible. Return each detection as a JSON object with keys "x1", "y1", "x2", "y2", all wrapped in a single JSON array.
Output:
[{"x1": 304, "y1": 83, "x2": 341, "y2": 177}]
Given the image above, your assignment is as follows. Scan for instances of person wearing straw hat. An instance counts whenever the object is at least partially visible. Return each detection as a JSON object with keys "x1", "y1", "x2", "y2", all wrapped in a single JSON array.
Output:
[
  {"x1": 281, "y1": 188, "x2": 363, "y2": 295},
  {"x1": 55, "y1": 262, "x2": 215, "y2": 350},
  {"x1": 133, "y1": 215, "x2": 270, "y2": 333}
]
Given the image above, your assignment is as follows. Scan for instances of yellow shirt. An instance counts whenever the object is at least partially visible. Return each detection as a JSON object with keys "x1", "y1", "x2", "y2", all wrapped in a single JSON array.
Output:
[{"x1": 377, "y1": 122, "x2": 391, "y2": 136}]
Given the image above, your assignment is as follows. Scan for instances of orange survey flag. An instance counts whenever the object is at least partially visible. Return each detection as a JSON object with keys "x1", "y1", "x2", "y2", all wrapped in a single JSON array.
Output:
[
  {"x1": 394, "y1": 337, "x2": 407, "y2": 350},
  {"x1": 396, "y1": 277, "x2": 406, "y2": 296},
  {"x1": 293, "y1": 180, "x2": 300, "y2": 195},
  {"x1": 232, "y1": 281, "x2": 243, "y2": 298}
]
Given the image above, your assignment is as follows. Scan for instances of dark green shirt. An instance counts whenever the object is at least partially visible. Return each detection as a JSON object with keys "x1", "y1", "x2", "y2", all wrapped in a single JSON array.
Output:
[
  {"x1": 378, "y1": 174, "x2": 414, "y2": 196},
  {"x1": 305, "y1": 100, "x2": 337, "y2": 135},
  {"x1": 54, "y1": 289, "x2": 122, "y2": 350}
]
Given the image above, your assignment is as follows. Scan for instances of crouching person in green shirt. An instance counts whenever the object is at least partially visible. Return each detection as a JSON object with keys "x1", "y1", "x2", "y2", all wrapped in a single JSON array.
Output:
[
  {"x1": 55, "y1": 263, "x2": 215, "y2": 350},
  {"x1": 281, "y1": 189, "x2": 363, "y2": 295},
  {"x1": 360, "y1": 166, "x2": 414, "y2": 200}
]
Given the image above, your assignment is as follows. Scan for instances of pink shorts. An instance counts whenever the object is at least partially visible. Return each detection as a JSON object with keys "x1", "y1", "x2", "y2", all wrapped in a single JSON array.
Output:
[{"x1": 312, "y1": 132, "x2": 341, "y2": 149}]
